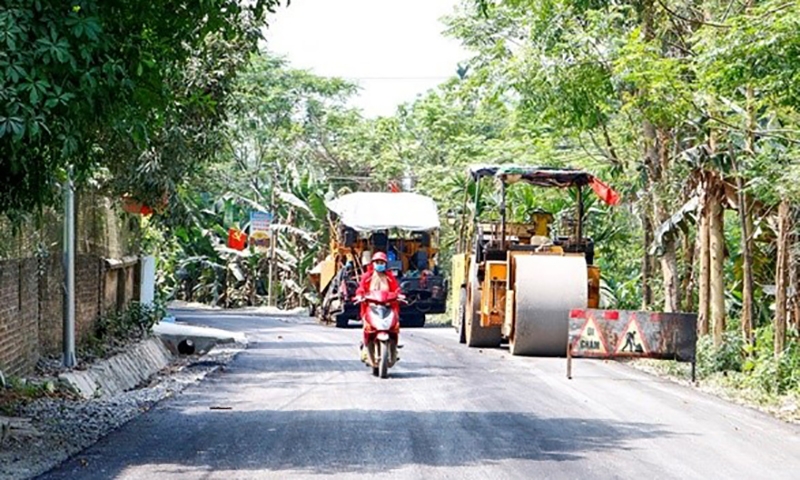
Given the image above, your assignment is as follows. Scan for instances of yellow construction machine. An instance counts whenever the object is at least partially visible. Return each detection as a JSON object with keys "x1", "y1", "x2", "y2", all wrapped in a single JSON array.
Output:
[
  {"x1": 309, "y1": 192, "x2": 448, "y2": 328},
  {"x1": 450, "y1": 165, "x2": 620, "y2": 356}
]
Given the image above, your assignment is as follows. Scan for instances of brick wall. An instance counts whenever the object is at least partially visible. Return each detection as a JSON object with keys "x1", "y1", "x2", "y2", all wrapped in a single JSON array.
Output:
[
  {"x1": 0, "y1": 259, "x2": 40, "y2": 375},
  {"x1": 0, "y1": 191, "x2": 140, "y2": 376},
  {"x1": 39, "y1": 255, "x2": 64, "y2": 354},
  {"x1": 75, "y1": 256, "x2": 102, "y2": 344},
  {"x1": 0, "y1": 255, "x2": 138, "y2": 376}
]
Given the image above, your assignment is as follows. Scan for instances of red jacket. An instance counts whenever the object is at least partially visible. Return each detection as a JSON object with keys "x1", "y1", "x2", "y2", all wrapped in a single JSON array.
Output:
[
  {"x1": 356, "y1": 267, "x2": 400, "y2": 297},
  {"x1": 356, "y1": 266, "x2": 401, "y2": 321}
]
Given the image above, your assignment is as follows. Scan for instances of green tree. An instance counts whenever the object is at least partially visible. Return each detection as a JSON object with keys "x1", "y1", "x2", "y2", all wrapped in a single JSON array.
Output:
[{"x1": 0, "y1": 0, "x2": 283, "y2": 218}]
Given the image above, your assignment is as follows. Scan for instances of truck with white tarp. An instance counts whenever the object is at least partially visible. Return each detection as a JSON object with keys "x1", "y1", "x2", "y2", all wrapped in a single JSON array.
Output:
[{"x1": 309, "y1": 192, "x2": 448, "y2": 328}]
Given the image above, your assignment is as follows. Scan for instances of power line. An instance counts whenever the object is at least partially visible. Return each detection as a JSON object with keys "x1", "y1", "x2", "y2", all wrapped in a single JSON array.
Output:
[{"x1": 341, "y1": 76, "x2": 453, "y2": 81}]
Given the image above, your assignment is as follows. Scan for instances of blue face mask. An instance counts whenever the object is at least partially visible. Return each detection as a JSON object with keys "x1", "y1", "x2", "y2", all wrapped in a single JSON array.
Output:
[{"x1": 374, "y1": 263, "x2": 387, "y2": 273}]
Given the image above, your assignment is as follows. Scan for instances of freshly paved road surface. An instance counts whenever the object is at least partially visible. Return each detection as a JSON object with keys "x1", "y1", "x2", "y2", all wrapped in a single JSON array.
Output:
[{"x1": 40, "y1": 310, "x2": 800, "y2": 479}]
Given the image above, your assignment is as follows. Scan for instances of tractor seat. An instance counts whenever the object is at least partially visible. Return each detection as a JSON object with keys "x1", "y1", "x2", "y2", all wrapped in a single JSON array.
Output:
[{"x1": 529, "y1": 235, "x2": 551, "y2": 246}]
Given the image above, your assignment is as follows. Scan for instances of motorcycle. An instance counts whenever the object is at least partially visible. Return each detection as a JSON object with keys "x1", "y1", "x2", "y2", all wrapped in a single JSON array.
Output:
[{"x1": 357, "y1": 290, "x2": 404, "y2": 378}]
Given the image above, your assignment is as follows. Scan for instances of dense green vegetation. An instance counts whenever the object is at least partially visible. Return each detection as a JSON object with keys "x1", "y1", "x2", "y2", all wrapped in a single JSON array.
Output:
[
  {"x1": 0, "y1": 0, "x2": 283, "y2": 219},
  {"x1": 3, "y1": 1, "x2": 800, "y2": 400}
]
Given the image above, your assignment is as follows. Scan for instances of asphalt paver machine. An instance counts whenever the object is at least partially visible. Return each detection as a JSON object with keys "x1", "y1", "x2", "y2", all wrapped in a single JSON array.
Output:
[{"x1": 310, "y1": 192, "x2": 448, "y2": 328}]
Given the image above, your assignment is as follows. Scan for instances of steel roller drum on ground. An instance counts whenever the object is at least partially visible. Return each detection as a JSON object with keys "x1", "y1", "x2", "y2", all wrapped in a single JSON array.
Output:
[{"x1": 510, "y1": 255, "x2": 587, "y2": 356}]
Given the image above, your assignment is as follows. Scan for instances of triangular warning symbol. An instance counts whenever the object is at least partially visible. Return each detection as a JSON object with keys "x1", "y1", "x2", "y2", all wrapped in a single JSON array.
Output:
[
  {"x1": 616, "y1": 315, "x2": 649, "y2": 355},
  {"x1": 573, "y1": 316, "x2": 608, "y2": 355}
]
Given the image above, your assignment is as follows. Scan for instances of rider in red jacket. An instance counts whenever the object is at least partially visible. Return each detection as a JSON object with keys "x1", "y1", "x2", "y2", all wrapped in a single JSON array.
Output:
[
  {"x1": 356, "y1": 252, "x2": 403, "y2": 354},
  {"x1": 356, "y1": 252, "x2": 401, "y2": 314}
]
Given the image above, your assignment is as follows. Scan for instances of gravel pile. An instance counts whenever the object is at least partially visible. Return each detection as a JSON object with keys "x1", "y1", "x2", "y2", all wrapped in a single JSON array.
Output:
[{"x1": 0, "y1": 344, "x2": 244, "y2": 480}]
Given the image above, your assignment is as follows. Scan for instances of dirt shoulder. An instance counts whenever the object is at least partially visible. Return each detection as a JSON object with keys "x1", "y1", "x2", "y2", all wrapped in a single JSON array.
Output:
[{"x1": 628, "y1": 359, "x2": 800, "y2": 424}]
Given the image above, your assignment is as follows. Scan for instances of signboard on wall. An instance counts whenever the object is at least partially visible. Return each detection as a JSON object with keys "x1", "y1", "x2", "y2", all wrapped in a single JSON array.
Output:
[{"x1": 249, "y1": 211, "x2": 273, "y2": 252}]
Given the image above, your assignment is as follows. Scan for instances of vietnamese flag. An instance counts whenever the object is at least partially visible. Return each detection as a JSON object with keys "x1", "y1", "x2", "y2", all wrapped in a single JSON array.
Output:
[
  {"x1": 228, "y1": 228, "x2": 247, "y2": 251},
  {"x1": 589, "y1": 177, "x2": 621, "y2": 206}
]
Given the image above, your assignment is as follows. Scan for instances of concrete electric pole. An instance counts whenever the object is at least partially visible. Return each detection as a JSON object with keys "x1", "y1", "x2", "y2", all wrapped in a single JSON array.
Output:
[{"x1": 62, "y1": 170, "x2": 76, "y2": 368}]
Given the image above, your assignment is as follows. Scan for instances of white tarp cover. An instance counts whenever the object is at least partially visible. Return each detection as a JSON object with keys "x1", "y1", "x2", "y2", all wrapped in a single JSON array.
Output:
[{"x1": 326, "y1": 192, "x2": 440, "y2": 232}]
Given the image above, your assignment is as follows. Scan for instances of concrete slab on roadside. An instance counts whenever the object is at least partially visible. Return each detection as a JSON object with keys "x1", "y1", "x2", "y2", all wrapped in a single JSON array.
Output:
[{"x1": 153, "y1": 321, "x2": 247, "y2": 356}]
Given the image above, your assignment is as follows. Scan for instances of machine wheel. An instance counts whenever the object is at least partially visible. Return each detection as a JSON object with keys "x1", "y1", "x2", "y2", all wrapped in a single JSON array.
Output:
[
  {"x1": 318, "y1": 308, "x2": 330, "y2": 325},
  {"x1": 402, "y1": 314, "x2": 426, "y2": 328},
  {"x1": 318, "y1": 284, "x2": 334, "y2": 324},
  {"x1": 408, "y1": 314, "x2": 425, "y2": 328},
  {"x1": 465, "y1": 256, "x2": 502, "y2": 348},
  {"x1": 335, "y1": 314, "x2": 350, "y2": 329},
  {"x1": 457, "y1": 287, "x2": 467, "y2": 344}
]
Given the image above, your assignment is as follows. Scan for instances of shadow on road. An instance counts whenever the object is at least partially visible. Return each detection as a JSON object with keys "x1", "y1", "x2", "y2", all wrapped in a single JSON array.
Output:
[{"x1": 39, "y1": 407, "x2": 677, "y2": 479}]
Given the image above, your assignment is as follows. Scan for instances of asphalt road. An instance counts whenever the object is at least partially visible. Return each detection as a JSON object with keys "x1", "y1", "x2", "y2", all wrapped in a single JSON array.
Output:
[{"x1": 40, "y1": 310, "x2": 800, "y2": 480}]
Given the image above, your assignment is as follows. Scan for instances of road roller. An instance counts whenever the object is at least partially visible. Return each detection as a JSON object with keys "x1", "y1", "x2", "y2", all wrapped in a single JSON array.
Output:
[{"x1": 450, "y1": 165, "x2": 620, "y2": 356}]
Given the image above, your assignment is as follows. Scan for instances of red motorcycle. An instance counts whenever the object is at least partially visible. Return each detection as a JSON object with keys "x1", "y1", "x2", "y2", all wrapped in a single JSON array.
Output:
[{"x1": 358, "y1": 290, "x2": 404, "y2": 378}]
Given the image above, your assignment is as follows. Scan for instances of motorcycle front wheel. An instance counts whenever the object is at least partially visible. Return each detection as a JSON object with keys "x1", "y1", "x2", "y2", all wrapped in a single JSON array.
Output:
[
  {"x1": 379, "y1": 340, "x2": 389, "y2": 378},
  {"x1": 371, "y1": 342, "x2": 379, "y2": 377}
]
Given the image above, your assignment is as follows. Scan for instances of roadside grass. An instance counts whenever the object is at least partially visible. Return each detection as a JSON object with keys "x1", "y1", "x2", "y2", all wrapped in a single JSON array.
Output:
[
  {"x1": 85, "y1": 301, "x2": 165, "y2": 360},
  {"x1": 0, "y1": 377, "x2": 70, "y2": 417},
  {"x1": 424, "y1": 313, "x2": 452, "y2": 327},
  {"x1": 631, "y1": 359, "x2": 800, "y2": 423}
]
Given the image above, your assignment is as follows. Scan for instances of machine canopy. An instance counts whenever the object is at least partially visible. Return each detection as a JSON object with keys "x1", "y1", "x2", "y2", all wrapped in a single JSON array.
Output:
[
  {"x1": 467, "y1": 164, "x2": 621, "y2": 206},
  {"x1": 325, "y1": 192, "x2": 441, "y2": 232}
]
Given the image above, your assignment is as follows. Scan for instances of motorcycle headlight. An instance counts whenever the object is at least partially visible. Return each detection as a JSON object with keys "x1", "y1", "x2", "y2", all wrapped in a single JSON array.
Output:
[{"x1": 369, "y1": 305, "x2": 393, "y2": 330}]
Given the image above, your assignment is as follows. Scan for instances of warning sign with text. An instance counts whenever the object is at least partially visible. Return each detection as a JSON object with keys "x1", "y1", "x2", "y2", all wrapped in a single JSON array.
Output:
[
  {"x1": 568, "y1": 309, "x2": 697, "y2": 362},
  {"x1": 570, "y1": 316, "x2": 609, "y2": 356}
]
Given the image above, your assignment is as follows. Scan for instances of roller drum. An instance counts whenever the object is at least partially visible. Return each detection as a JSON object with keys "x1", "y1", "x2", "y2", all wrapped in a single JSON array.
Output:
[{"x1": 510, "y1": 255, "x2": 587, "y2": 356}]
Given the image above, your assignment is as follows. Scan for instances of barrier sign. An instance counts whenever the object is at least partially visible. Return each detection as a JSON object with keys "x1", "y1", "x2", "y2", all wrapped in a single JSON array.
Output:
[{"x1": 567, "y1": 309, "x2": 697, "y2": 380}]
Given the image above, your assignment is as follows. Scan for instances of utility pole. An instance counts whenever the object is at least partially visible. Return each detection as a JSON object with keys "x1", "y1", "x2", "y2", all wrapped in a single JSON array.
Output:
[
  {"x1": 268, "y1": 226, "x2": 276, "y2": 307},
  {"x1": 62, "y1": 169, "x2": 76, "y2": 368},
  {"x1": 267, "y1": 170, "x2": 276, "y2": 307}
]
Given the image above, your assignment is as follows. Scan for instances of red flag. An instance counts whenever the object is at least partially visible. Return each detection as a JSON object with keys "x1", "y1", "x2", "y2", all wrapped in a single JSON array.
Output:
[
  {"x1": 589, "y1": 177, "x2": 621, "y2": 206},
  {"x1": 228, "y1": 228, "x2": 247, "y2": 250},
  {"x1": 389, "y1": 182, "x2": 401, "y2": 193}
]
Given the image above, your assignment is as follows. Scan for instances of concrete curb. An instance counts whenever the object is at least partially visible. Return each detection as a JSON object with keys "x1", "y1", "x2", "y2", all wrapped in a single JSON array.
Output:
[{"x1": 58, "y1": 338, "x2": 173, "y2": 399}]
